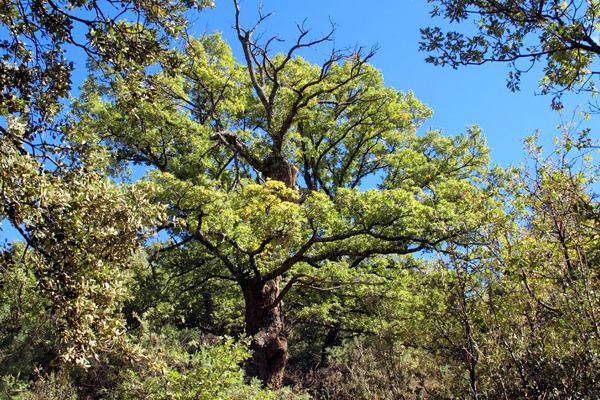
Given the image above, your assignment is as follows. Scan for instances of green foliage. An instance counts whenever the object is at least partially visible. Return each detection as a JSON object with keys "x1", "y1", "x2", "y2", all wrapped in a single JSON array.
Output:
[
  {"x1": 421, "y1": 0, "x2": 600, "y2": 108},
  {"x1": 0, "y1": 243, "x2": 55, "y2": 381},
  {"x1": 124, "y1": 248, "x2": 246, "y2": 334},
  {"x1": 284, "y1": 133, "x2": 600, "y2": 399},
  {"x1": 109, "y1": 318, "x2": 309, "y2": 400},
  {"x1": 6, "y1": 371, "x2": 79, "y2": 400},
  {"x1": 0, "y1": 0, "x2": 212, "y2": 135},
  {"x1": 0, "y1": 0, "x2": 210, "y2": 375},
  {"x1": 333, "y1": 136, "x2": 600, "y2": 399},
  {"x1": 7, "y1": 0, "x2": 600, "y2": 397},
  {"x1": 0, "y1": 244, "x2": 79, "y2": 399},
  {"x1": 486, "y1": 136, "x2": 600, "y2": 397},
  {"x1": 0, "y1": 131, "x2": 166, "y2": 367},
  {"x1": 304, "y1": 338, "x2": 455, "y2": 400}
]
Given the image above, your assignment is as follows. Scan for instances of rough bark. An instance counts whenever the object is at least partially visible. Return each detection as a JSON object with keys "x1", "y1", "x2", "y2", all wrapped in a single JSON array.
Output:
[
  {"x1": 262, "y1": 155, "x2": 299, "y2": 190},
  {"x1": 241, "y1": 154, "x2": 297, "y2": 388},
  {"x1": 242, "y1": 277, "x2": 288, "y2": 389}
]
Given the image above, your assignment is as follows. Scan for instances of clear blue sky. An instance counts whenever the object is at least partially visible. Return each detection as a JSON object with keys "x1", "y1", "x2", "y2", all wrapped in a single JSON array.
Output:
[{"x1": 195, "y1": 0, "x2": 593, "y2": 167}]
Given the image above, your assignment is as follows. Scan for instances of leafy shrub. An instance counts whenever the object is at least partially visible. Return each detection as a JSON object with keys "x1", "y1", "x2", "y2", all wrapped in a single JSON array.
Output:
[{"x1": 109, "y1": 316, "x2": 309, "y2": 400}]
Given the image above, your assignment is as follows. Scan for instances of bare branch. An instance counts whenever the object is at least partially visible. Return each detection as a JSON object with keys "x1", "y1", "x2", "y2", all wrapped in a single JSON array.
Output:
[{"x1": 234, "y1": 0, "x2": 271, "y2": 111}]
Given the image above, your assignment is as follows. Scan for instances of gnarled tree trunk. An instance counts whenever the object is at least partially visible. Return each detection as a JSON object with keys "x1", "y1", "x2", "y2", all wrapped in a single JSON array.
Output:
[{"x1": 242, "y1": 277, "x2": 288, "y2": 389}]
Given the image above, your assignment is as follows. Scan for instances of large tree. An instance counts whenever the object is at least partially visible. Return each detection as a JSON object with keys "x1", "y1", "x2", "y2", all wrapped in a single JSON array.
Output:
[{"x1": 78, "y1": 0, "x2": 497, "y2": 387}]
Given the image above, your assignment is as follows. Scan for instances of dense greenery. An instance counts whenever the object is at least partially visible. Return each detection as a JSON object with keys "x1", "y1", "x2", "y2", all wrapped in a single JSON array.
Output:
[{"x1": 1, "y1": 0, "x2": 600, "y2": 398}]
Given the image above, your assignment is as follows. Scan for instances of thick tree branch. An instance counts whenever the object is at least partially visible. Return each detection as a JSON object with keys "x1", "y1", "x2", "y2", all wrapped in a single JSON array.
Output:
[
  {"x1": 210, "y1": 131, "x2": 264, "y2": 173},
  {"x1": 262, "y1": 228, "x2": 443, "y2": 282},
  {"x1": 264, "y1": 272, "x2": 384, "y2": 311}
]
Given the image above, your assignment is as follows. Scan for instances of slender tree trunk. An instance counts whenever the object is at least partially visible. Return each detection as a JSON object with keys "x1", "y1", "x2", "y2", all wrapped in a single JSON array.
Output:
[{"x1": 242, "y1": 276, "x2": 288, "y2": 389}]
